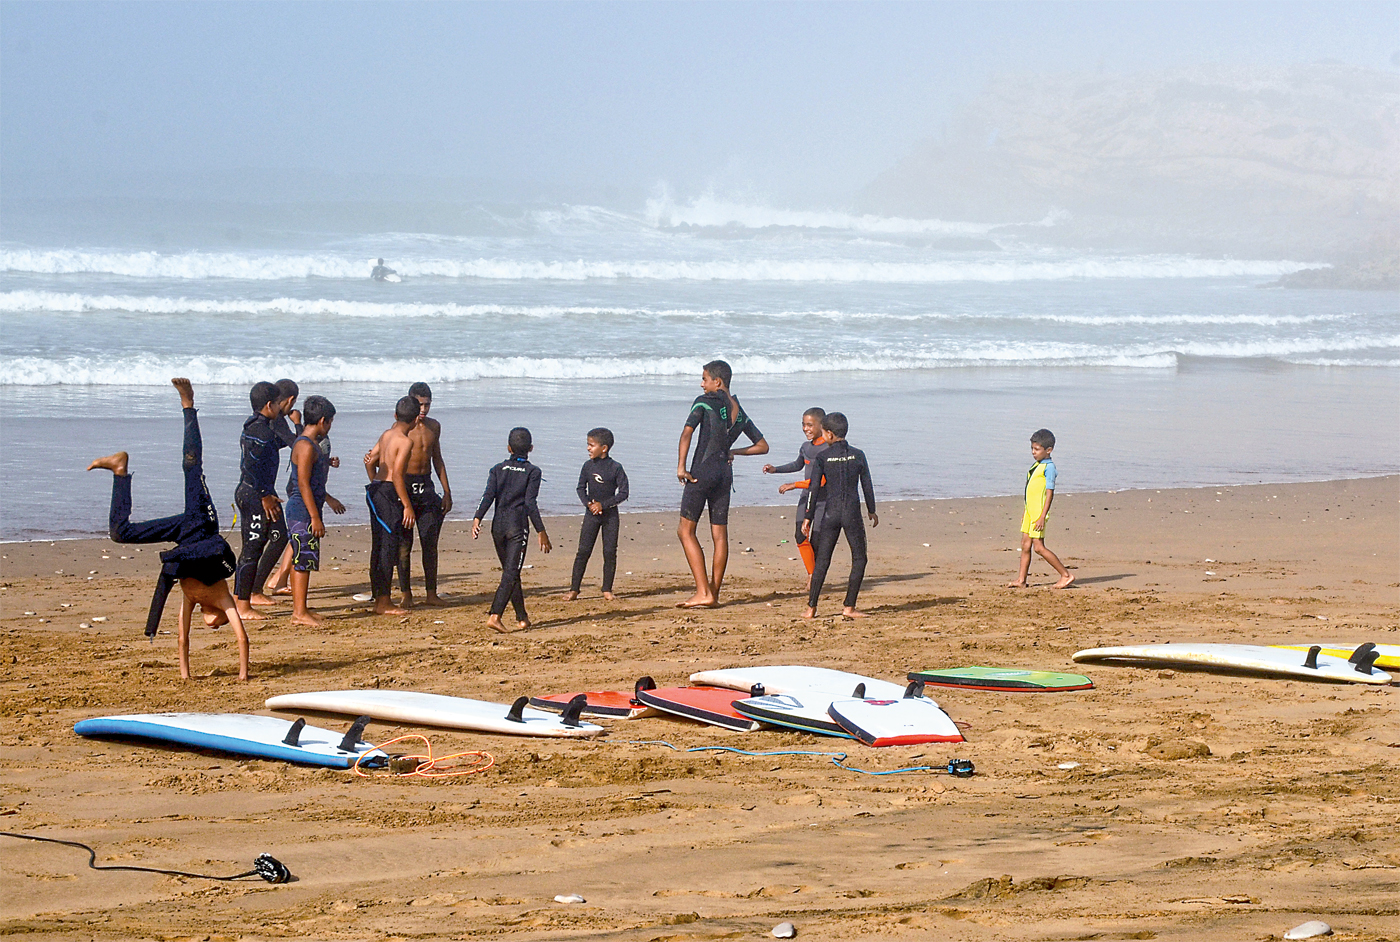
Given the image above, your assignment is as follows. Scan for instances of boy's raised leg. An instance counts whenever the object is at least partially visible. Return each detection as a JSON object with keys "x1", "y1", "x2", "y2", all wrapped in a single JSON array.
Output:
[{"x1": 676, "y1": 517, "x2": 716, "y2": 607}]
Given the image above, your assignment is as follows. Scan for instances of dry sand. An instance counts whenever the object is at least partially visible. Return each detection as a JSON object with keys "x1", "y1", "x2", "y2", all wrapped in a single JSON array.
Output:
[{"x1": 2, "y1": 475, "x2": 1397, "y2": 941}]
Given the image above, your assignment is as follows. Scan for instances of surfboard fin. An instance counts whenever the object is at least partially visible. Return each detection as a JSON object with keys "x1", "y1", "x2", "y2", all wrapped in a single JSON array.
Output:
[
  {"x1": 338, "y1": 716, "x2": 371, "y2": 752},
  {"x1": 904, "y1": 680, "x2": 926, "y2": 699},
  {"x1": 1349, "y1": 642, "x2": 1377, "y2": 664},
  {"x1": 749, "y1": 683, "x2": 766, "y2": 698},
  {"x1": 1303, "y1": 645, "x2": 1322, "y2": 670},
  {"x1": 852, "y1": 683, "x2": 866, "y2": 698},
  {"x1": 282, "y1": 717, "x2": 306, "y2": 747},
  {"x1": 505, "y1": 696, "x2": 530, "y2": 723},
  {"x1": 560, "y1": 694, "x2": 587, "y2": 728},
  {"x1": 1355, "y1": 650, "x2": 1381, "y2": 675},
  {"x1": 634, "y1": 676, "x2": 657, "y2": 698}
]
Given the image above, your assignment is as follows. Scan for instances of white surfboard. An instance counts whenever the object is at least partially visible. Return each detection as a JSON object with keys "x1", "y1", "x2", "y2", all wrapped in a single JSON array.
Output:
[
  {"x1": 1072, "y1": 644, "x2": 1392, "y2": 685},
  {"x1": 690, "y1": 665, "x2": 926, "y2": 703},
  {"x1": 74, "y1": 713, "x2": 387, "y2": 769},
  {"x1": 733, "y1": 692, "x2": 855, "y2": 739},
  {"x1": 1270, "y1": 643, "x2": 1400, "y2": 671},
  {"x1": 827, "y1": 698, "x2": 964, "y2": 746},
  {"x1": 265, "y1": 690, "x2": 606, "y2": 738}
]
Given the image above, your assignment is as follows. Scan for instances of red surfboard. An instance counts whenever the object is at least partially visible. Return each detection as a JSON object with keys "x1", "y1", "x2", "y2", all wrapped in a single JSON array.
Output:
[
  {"x1": 529, "y1": 690, "x2": 655, "y2": 719},
  {"x1": 632, "y1": 677, "x2": 761, "y2": 732}
]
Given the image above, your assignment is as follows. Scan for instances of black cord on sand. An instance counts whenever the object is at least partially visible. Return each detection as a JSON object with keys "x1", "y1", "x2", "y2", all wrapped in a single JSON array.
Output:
[{"x1": 1, "y1": 832, "x2": 292, "y2": 883}]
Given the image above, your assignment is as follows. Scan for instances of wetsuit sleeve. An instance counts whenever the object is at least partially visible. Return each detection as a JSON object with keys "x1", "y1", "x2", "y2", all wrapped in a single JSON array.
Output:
[
  {"x1": 804, "y1": 456, "x2": 827, "y2": 520},
  {"x1": 474, "y1": 466, "x2": 500, "y2": 520},
  {"x1": 526, "y1": 467, "x2": 546, "y2": 533},
  {"x1": 737, "y1": 416, "x2": 763, "y2": 445},
  {"x1": 576, "y1": 463, "x2": 590, "y2": 507},
  {"x1": 272, "y1": 417, "x2": 298, "y2": 449},
  {"x1": 769, "y1": 451, "x2": 804, "y2": 475},
  {"x1": 240, "y1": 421, "x2": 277, "y2": 498},
  {"x1": 684, "y1": 401, "x2": 706, "y2": 430},
  {"x1": 603, "y1": 462, "x2": 629, "y2": 509},
  {"x1": 1044, "y1": 461, "x2": 1057, "y2": 491},
  {"x1": 857, "y1": 448, "x2": 876, "y2": 515}
]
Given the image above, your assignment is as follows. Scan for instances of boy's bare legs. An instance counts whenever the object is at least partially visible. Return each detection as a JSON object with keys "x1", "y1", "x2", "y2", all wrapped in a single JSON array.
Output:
[
  {"x1": 709, "y1": 523, "x2": 729, "y2": 602},
  {"x1": 180, "y1": 580, "x2": 250, "y2": 680},
  {"x1": 1034, "y1": 539, "x2": 1075, "y2": 588},
  {"x1": 264, "y1": 546, "x2": 293, "y2": 596},
  {"x1": 676, "y1": 517, "x2": 717, "y2": 607},
  {"x1": 290, "y1": 569, "x2": 322, "y2": 626},
  {"x1": 1008, "y1": 533, "x2": 1034, "y2": 587},
  {"x1": 86, "y1": 452, "x2": 129, "y2": 476}
]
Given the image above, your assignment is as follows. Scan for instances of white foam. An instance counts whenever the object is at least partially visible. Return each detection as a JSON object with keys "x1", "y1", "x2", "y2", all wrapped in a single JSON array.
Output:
[{"x1": 643, "y1": 190, "x2": 1022, "y2": 235}]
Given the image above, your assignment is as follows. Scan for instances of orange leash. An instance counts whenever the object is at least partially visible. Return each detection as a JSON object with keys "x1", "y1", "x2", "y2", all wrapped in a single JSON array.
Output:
[{"x1": 353, "y1": 734, "x2": 494, "y2": 779}]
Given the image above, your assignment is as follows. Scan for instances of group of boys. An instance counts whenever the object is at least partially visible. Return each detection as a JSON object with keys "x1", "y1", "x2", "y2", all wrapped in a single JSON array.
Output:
[{"x1": 86, "y1": 359, "x2": 1070, "y2": 682}]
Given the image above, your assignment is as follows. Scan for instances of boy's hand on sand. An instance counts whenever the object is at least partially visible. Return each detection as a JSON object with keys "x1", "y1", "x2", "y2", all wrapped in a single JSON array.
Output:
[
  {"x1": 326, "y1": 496, "x2": 346, "y2": 515},
  {"x1": 870, "y1": 512, "x2": 879, "y2": 528},
  {"x1": 471, "y1": 519, "x2": 482, "y2": 539},
  {"x1": 539, "y1": 532, "x2": 552, "y2": 553},
  {"x1": 260, "y1": 495, "x2": 283, "y2": 520}
]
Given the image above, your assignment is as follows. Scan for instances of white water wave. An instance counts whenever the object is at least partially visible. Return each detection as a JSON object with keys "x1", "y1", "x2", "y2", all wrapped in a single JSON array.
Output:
[{"x1": 0, "y1": 248, "x2": 1323, "y2": 282}]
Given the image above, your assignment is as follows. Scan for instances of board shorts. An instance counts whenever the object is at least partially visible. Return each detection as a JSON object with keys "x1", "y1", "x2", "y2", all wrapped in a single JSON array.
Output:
[
  {"x1": 1020, "y1": 503, "x2": 1049, "y2": 540},
  {"x1": 680, "y1": 465, "x2": 732, "y2": 526},
  {"x1": 288, "y1": 516, "x2": 321, "y2": 572}
]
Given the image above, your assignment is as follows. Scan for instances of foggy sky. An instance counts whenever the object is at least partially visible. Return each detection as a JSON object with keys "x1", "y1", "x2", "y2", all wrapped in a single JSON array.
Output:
[{"x1": 2, "y1": 1, "x2": 1397, "y2": 206}]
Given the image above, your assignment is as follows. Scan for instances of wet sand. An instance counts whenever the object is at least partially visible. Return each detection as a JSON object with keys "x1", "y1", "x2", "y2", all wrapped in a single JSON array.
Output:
[{"x1": 2, "y1": 476, "x2": 1397, "y2": 941}]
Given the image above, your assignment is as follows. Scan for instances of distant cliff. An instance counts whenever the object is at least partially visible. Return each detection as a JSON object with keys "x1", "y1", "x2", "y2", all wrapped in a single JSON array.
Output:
[{"x1": 862, "y1": 65, "x2": 1399, "y2": 283}]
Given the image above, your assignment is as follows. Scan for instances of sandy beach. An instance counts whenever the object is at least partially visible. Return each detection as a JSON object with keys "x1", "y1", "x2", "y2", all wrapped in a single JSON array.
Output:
[{"x1": 2, "y1": 475, "x2": 1397, "y2": 941}]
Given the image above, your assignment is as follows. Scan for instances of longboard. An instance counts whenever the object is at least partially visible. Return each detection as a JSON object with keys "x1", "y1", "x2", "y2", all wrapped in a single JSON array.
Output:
[
  {"x1": 1270, "y1": 643, "x2": 1400, "y2": 671},
  {"x1": 690, "y1": 665, "x2": 922, "y2": 702},
  {"x1": 827, "y1": 698, "x2": 965, "y2": 747},
  {"x1": 74, "y1": 713, "x2": 386, "y2": 769},
  {"x1": 632, "y1": 678, "x2": 761, "y2": 732},
  {"x1": 908, "y1": 666, "x2": 1094, "y2": 692},
  {"x1": 1072, "y1": 643, "x2": 1391, "y2": 685},
  {"x1": 265, "y1": 690, "x2": 606, "y2": 738},
  {"x1": 529, "y1": 690, "x2": 656, "y2": 719}
]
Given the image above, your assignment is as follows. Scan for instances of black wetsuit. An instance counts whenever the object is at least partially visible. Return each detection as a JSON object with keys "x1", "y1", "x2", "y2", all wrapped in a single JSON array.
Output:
[
  {"x1": 473, "y1": 456, "x2": 546, "y2": 620},
  {"x1": 570, "y1": 455, "x2": 629, "y2": 594},
  {"x1": 769, "y1": 438, "x2": 829, "y2": 546},
  {"x1": 680, "y1": 391, "x2": 762, "y2": 526},
  {"x1": 804, "y1": 440, "x2": 876, "y2": 610},
  {"x1": 107, "y1": 407, "x2": 236, "y2": 637},
  {"x1": 399, "y1": 472, "x2": 444, "y2": 597},
  {"x1": 233, "y1": 413, "x2": 297, "y2": 600},
  {"x1": 366, "y1": 480, "x2": 409, "y2": 599}
]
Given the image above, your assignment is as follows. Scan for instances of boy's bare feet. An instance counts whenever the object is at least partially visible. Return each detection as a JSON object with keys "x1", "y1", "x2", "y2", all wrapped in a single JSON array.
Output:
[
  {"x1": 486, "y1": 614, "x2": 510, "y2": 633},
  {"x1": 267, "y1": 585, "x2": 293, "y2": 597},
  {"x1": 1052, "y1": 573, "x2": 1076, "y2": 589},
  {"x1": 248, "y1": 592, "x2": 278, "y2": 607},
  {"x1": 291, "y1": 610, "x2": 324, "y2": 626},
  {"x1": 171, "y1": 377, "x2": 195, "y2": 409},
  {"x1": 234, "y1": 603, "x2": 267, "y2": 621},
  {"x1": 1006, "y1": 580, "x2": 1028, "y2": 588},
  {"x1": 562, "y1": 590, "x2": 579, "y2": 601},
  {"x1": 421, "y1": 594, "x2": 448, "y2": 606},
  {"x1": 87, "y1": 452, "x2": 129, "y2": 476},
  {"x1": 677, "y1": 593, "x2": 717, "y2": 608},
  {"x1": 802, "y1": 606, "x2": 817, "y2": 619},
  {"x1": 602, "y1": 591, "x2": 615, "y2": 601},
  {"x1": 374, "y1": 600, "x2": 409, "y2": 615},
  {"x1": 517, "y1": 619, "x2": 530, "y2": 631},
  {"x1": 841, "y1": 606, "x2": 867, "y2": 619}
]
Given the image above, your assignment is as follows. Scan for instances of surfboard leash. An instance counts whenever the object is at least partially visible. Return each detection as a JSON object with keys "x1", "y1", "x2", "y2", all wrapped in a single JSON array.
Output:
[
  {"x1": 1, "y1": 831, "x2": 292, "y2": 883},
  {"x1": 352, "y1": 733, "x2": 495, "y2": 779},
  {"x1": 616, "y1": 741, "x2": 974, "y2": 777}
]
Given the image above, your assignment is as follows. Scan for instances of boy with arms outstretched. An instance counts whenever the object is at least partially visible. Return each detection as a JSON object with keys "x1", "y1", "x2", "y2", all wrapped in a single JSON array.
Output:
[
  {"x1": 86, "y1": 378, "x2": 248, "y2": 680},
  {"x1": 675, "y1": 360, "x2": 768, "y2": 608},
  {"x1": 763, "y1": 406, "x2": 828, "y2": 591},
  {"x1": 801, "y1": 412, "x2": 878, "y2": 619},
  {"x1": 364, "y1": 396, "x2": 419, "y2": 615},
  {"x1": 565, "y1": 427, "x2": 629, "y2": 601},
  {"x1": 285, "y1": 395, "x2": 346, "y2": 625},
  {"x1": 1008, "y1": 428, "x2": 1074, "y2": 589},
  {"x1": 472, "y1": 427, "x2": 552, "y2": 633}
]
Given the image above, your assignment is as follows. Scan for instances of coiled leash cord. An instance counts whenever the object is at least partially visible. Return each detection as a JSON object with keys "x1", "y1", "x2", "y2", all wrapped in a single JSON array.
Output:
[
  {"x1": 616, "y1": 741, "x2": 974, "y2": 777},
  {"x1": 353, "y1": 733, "x2": 495, "y2": 779},
  {"x1": 1, "y1": 831, "x2": 292, "y2": 883}
]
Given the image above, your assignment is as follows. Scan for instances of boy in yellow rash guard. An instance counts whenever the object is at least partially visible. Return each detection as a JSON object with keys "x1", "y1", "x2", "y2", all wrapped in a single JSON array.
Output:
[{"x1": 1009, "y1": 428, "x2": 1075, "y2": 589}]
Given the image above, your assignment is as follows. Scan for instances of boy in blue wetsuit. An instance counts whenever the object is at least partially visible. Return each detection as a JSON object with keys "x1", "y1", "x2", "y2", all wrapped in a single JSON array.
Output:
[
  {"x1": 801, "y1": 412, "x2": 878, "y2": 620},
  {"x1": 87, "y1": 378, "x2": 248, "y2": 680},
  {"x1": 285, "y1": 396, "x2": 346, "y2": 626},
  {"x1": 675, "y1": 359, "x2": 768, "y2": 608},
  {"x1": 763, "y1": 406, "x2": 828, "y2": 592},
  {"x1": 1008, "y1": 428, "x2": 1074, "y2": 589},
  {"x1": 565, "y1": 427, "x2": 629, "y2": 601},
  {"x1": 472, "y1": 427, "x2": 552, "y2": 633}
]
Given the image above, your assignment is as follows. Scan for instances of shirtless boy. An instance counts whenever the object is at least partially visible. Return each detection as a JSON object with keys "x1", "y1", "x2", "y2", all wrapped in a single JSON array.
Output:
[
  {"x1": 364, "y1": 396, "x2": 419, "y2": 615},
  {"x1": 400, "y1": 382, "x2": 452, "y2": 606}
]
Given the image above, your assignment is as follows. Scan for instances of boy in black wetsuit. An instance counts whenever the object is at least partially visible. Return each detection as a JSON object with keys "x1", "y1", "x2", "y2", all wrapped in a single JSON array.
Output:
[
  {"x1": 399, "y1": 382, "x2": 452, "y2": 607},
  {"x1": 472, "y1": 427, "x2": 552, "y2": 633},
  {"x1": 801, "y1": 412, "x2": 878, "y2": 620},
  {"x1": 565, "y1": 427, "x2": 629, "y2": 601},
  {"x1": 762, "y1": 406, "x2": 828, "y2": 592},
  {"x1": 87, "y1": 378, "x2": 248, "y2": 681},
  {"x1": 232, "y1": 380, "x2": 299, "y2": 621},
  {"x1": 675, "y1": 359, "x2": 768, "y2": 608}
]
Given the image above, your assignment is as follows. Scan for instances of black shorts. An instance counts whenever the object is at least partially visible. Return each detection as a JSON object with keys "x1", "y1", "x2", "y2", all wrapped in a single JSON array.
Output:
[{"x1": 680, "y1": 466, "x2": 732, "y2": 526}]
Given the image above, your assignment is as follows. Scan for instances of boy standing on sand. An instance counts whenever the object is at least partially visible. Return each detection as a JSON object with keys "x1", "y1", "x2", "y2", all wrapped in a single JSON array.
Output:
[
  {"x1": 675, "y1": 359, "x2": 768, "y2": 608},
  {"x1": 233, "y1": 380, "x2": 299, "y2": 621},
  {"x1": 364, "y1": 396, "x2": 419, "y2": 615},
  {"x1": 1008, "y1": 428, "x2": 1074, "y2": 589},
  {"x1": 86, "y1": 378, "x2": 249, "y2": 681},
  {"x1": 472, "y1": 427, "x2": 552, "y2": 633},
  {"x1": 565, "y1": 427, "x2": 629, "y2": 601},
  {"x1": 763, "y1": 406, "x2": 828, "y2": 592},
  {"x1": 285, "y1": 396, "x2": 346, "y2": 625},
  {"x1": 801, "y1": 412, "x2": 878, "y2": 619},
  {"x1": 400, "y1": 382, "x2": 452, "y2": 606}
]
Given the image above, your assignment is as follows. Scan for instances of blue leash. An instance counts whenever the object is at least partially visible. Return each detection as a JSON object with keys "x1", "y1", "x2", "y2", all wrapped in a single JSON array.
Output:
[{"x1": 616, "y1": 740, "x2": 973, "y2": 777}]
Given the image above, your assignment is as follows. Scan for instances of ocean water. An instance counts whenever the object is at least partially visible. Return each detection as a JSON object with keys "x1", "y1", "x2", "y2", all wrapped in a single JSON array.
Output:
[{"x1": 1, "y1": 198, "x2": 1396, "y2": 541}]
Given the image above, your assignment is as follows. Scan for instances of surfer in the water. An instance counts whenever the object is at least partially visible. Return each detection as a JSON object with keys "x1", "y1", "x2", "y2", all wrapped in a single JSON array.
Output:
[
  {"x1": 1008, "y1": 428, "x2": 1074, "y2": 589},
  {"x1": 763, "y1": 407, "x2": 828, "y2": 593},
  {"x1": 472, "y1": 427, "x2": 551, "y2": 633},
  {"x1": 675, "y1": 360, "x2": 768, "y2": 608},
  {"x1": 371, "y1": 258, "x2": 397, "y2": 281},
  {"x1": 399, "y1": 382, "x2": 452, "y2": 606},
  {"x1": 363, "y1": 396, "x2": 418, "y2": 615},
  {"x1": 87, "y1": 378, "x2": 249, "y2": 681},
  {"x1": 801, "y1": 412, "x2": 878, "y2": 620}
]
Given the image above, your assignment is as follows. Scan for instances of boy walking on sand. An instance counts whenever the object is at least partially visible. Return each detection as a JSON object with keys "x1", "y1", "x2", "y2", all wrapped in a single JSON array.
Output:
[
  {"x1": 364, "y1": 396, "x2": 419, "y2": 615},
  {"x1": 763, "y1": 407, "x2": 828, "y2": 591},
  {"x1": 399, "y1": 382, "x2": 452, "y2": 606},
  {"x1": 675, "y1": 360, "x2": 768, "y2": 608},
  {"x1": 565, "y1": 427, "x2": 629, "y2": 601},
  {"x1": 86, "y1": 378, "x2": 249, "y2": 680},
  {"x1": 472, "y1": 427, "x2": 552, "y2": 633},
  {"x1": 801, "y1": 412, "x2": 878, "y2": 619},
  {"x1": 285, "y1": 396, "x2": 346, "y2": 625},
  {"x1": 1008, "y1": 428, "x2": 1074, "y2": 589}
]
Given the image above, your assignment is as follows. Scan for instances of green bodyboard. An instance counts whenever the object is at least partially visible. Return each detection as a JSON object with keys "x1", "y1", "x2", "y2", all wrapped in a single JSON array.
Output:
[{"x1": 907, "y1": 666, "x2": 1093, "y2": 691}]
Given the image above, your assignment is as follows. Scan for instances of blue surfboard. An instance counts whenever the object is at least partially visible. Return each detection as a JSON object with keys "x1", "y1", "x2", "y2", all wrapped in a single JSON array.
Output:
[{"x1": 74, "y1": 713, "x2": 387, "y2": 769}]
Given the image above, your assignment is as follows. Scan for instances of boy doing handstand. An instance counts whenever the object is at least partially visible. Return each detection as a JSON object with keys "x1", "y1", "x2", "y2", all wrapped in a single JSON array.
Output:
[
  {"x1": 87, "y1": 378, "x2": 248, "y2": 680},
  {"x1": 565, "y1": 427, "x2": 629, "y2": 601},
  {"x1": 472, "y1": 427, "x2": 551, "y2": 632},
  {"x1": 1008, "y1": 428, "x2": 1074, "y2": 589},
  {"x1": 801, "y1": 412, "x2": 877, "y2": 619}
]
